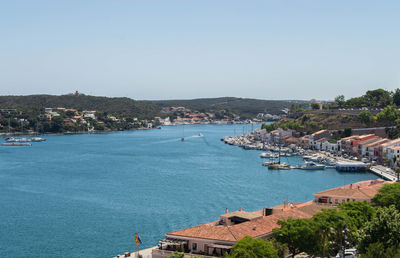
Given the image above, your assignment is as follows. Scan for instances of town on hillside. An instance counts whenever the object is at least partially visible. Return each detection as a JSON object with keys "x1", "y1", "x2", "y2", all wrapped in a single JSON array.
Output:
[{"x1": 0, "y1": 105, "x2": 281, "y2": 135}]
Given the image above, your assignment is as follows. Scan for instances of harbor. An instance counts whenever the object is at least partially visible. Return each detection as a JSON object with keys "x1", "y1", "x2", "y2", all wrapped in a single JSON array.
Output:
[
  {"x1": 222, "y1": 129, "x2": 398, "y2": 182},
  {"x1": 0, "y1": 124, "x2": 380, "y2": 257}
]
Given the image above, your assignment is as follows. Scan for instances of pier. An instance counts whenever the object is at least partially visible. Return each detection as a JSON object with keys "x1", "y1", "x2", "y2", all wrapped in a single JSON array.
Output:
[{"x1": 370, "y1": 166, "x2": 398, "y2": 182}]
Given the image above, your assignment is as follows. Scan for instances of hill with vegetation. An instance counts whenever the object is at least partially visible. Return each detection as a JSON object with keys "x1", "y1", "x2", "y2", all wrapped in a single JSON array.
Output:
[
  {"x1": 268, "y1": 88, "x2": 400, "y2": 137},
  {"x1": 0, "y1": 95, "x2": 307, "y2": 119},
  {"x1": 147, "y1": 97, "x2": 307, "y2": 117},
  {"x1": 0, "y1": 94, "x2": 160, "y2": 119}
]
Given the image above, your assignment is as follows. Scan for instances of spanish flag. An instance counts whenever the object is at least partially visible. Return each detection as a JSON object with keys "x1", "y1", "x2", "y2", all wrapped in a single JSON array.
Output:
[{"x1": 135, "y1": 233, "x2": 142, "y2": 245}]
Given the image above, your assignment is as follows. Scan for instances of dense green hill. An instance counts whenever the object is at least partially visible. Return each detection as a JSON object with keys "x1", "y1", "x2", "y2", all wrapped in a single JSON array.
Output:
[
  {"x1": 0, "y1": 95, "x2": 306, "y2": 118},
  {"x1": 147, "y1": 97, "x2": 306, "y2": 116},
  {"x1": 0, "y1": 95, "x2": 160, "y2": 119}
]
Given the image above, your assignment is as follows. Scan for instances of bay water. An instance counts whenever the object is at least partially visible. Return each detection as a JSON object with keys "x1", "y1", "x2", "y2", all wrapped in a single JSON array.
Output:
[{"x1": 0, "y1": 124, "x2": 378, "y2": 257}]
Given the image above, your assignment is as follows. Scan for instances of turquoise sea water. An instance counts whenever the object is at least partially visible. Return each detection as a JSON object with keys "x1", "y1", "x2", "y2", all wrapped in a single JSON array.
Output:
[{"x1": 0, "y1": 124, "x2": 379, "y2": 258}]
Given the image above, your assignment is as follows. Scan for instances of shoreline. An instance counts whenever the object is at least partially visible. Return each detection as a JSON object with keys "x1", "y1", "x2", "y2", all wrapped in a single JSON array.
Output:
[{"x1": 0, "y1": 122, "x2": 265, "y2": 138}]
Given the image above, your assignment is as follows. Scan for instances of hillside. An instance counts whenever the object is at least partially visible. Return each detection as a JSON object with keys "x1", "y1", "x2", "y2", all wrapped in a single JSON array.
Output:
[
  {"x1": 277, "y1": 111, "x2": 393, "y2": 133},
  {"x1": 0, "y1": 95, "x2": 307, "y2": 118},
  {"x1": 147, "y1": 97, "x2": 307, "y2": 116},
  {"x1": 0, "y1": 94, "x2": 160, "y2": 119}
]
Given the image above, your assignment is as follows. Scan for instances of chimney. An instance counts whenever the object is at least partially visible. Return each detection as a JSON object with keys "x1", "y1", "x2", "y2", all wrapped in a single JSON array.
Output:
[
  {"x1": 239, "y1": 207, "x2": 242, "y2": 211},
  {"x1": 225, "y1": 208, "x2": 229, "y2": 214}
]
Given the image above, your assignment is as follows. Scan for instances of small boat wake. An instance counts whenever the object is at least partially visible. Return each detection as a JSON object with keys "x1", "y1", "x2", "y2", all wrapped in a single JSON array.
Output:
[
  {"x1": 147, "y1": 134, "x2": 204, "y2": 145},
  {"x1": 184, "y1": 133, "x2": 204, "y2": 140}
]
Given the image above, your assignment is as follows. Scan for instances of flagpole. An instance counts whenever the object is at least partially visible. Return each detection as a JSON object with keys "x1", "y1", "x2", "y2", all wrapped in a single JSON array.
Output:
[{"x1": 134, "y1": 233, "x2": 137, "y2": 258}]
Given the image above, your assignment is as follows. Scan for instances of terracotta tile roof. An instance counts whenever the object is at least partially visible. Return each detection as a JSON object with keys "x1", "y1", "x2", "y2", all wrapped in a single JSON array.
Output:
[
  {"x1": 166, "y1": 202, "x2": 325, "y2": 242},
  {"x1": 387, "y1": 145, "x2": 400, "y2": 151},
  {"x1": 311, "y1": 130, "x2": 328, "y2": 136},
  {"x1": 313, "y1": 179, "x2": 391, "y2": 199},
  {"x1": 358, "y1": 137, "x2": 381, "y2": 146},
  {"x1": 220, "y1": 210, "x2": 262, "y2": 220},
  {"x1": 364, "y1": 138, "x2": 389, "y2": 148},
  {"x1": 382, "y1": 138, "x2": 400, "y2": 148}
]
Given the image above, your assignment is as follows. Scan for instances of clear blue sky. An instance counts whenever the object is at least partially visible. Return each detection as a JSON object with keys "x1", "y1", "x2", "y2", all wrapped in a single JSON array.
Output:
[{"x1": 0, "y1": 0, "x2": 399, "y2": 100}]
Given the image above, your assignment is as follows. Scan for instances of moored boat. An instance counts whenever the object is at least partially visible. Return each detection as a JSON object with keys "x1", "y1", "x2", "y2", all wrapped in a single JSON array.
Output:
[{"x1": 300, "y1": 162, "x2": 325, "y2": 170}]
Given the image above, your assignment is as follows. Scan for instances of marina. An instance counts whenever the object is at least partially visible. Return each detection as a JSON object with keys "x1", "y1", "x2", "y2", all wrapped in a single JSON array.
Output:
[
  {"x1": 0, "y1": 124, "x2": 380, "y2": 257},
  {"x1": 222, "y1": 130, "x2": 399, "y2": 182}
]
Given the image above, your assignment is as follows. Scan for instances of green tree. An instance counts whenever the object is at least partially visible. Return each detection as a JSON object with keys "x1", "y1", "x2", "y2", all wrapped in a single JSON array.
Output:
[
  {"x1": 261, "y1": 123, "x2": 278, "y2": 132},
  {"x1": 344, "y1": 127, "x2": 352, "y2": 137},
  {"x1": 309, "y1": 121, "x2": 319, "y2": 130},
  {"x1": 364, "y1": 89, "x2": 393, "y2": 108},
  {"x1": 376, "y1": 105, "x2": 400, "y2": 123},
  {"x1": 371, "y1": 182, "x2": 400, "y2": 211},
  {"x1": 335, "y1": 95, "x2": 345, "y2": 108},
  {"x1": 311, "y1": 103, "x2": 320, "y2": 110},
  {"x1": 50, "y1": 116, "x2": 64, "y2": 133},
  {"x1": 313, "y1": 209, "x2": 348, "y2": 257},
  {"x1": 338, "y1": 201, "x2": 375, "y2": 229},
  {"x1": 358, "y1": 110, "x2": 374, "y2": 125},
  {"x1": 273, "y1": 218, "x2": 319, "y2": 258},
  {"x1": 362, "y1": 242, "x2": 400, "y2": 258},
  {"x1": 394, "y1": 88, "x2": 400, "y2": 106},
  {"x1": 358, "y1": 205, "x2": 400, "y2": 253},
  {"x1": 226, "y1": 236, "x2": 278, "y2": 258}
]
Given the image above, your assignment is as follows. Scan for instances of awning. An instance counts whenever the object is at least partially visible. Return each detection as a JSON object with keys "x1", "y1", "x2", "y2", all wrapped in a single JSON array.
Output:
[
  {"x1": 209, "y1": 244, "x2": 233, "y2": 249},
  {"x1": 159, "y1": 238, "x2": 188, "y2": 245}
]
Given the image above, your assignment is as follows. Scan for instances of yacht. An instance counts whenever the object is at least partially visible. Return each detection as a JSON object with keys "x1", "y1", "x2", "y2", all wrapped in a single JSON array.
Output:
[
  {"x1": 268, "y1": 163, "x2": 291, "y2": 170},
  {"x1": 31, "y1": 137, "x2": 46, "y2": 142},
  {"x1": 301, "y1": 162, "x2": 325, "y2": 170}
]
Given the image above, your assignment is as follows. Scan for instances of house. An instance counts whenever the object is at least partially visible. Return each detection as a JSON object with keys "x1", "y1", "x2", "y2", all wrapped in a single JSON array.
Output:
[
  {"x1": 357, "y1": 136, "x2": 381, "y2": 157},
  {"x1": 362, "y1": 138, "x2": 387, "y2": 160},
  {"x1": 320, "y1": 140, "x2": 338, "y2": 153},
  {"x1": 313, "y1": 179, "x2": 390, "y2": 205},
  {"x1": 386, "y1": 145, "x2": 400, "y2": 167},
  {"x1": 83, "y1": 111, "x2": 96, "y2": 120},
  {"x1": 376, "y1": 138, "x2": 400, "y2": 163},
  {"x1": 300, "y1": 136, "x2": 311, "y2": 149},
  {"x1": 153, "y1": 180, "x2": 390, "y2": 258},
  {"x1": 339, "y1": 134, "x2": 376, "y2": 155},
  {"x1": 153, "y1": 202, "x2": 325, "y2": 258},
  {"x1": 269, "y1": 128, "x2": 294, "y2": 144},
  {"x1": 313, "y1": 138, "x2": 326, "y2": 150},
  {"x1": 310, "y1": 130, "x2": 330, "y2": 141}
]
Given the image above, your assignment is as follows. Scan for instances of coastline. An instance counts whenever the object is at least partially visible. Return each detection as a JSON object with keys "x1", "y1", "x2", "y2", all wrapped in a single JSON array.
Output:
[{"x1": 0, "y1": 121, "x2": 266, "y2": 138}]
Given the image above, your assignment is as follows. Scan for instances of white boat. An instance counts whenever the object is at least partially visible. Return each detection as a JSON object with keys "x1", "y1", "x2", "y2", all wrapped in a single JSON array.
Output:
[
  {"x1": 31, "y1": 137, "x2": 46, "y2": 142},
  {"x1": 260, "y1": 152, "x2": 279, "y2": 158},
  {"x1": 301, "y1": 162, "x2": 325, "y2": 170}
]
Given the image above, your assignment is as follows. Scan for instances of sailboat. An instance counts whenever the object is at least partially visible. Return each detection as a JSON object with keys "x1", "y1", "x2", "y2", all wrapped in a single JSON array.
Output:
[
  {"x1": 268, "y1": 145, "x2": 291, "y2": 170},
  {"x1": 181, "y1": 125, "x2": 185, "y2": 142}
]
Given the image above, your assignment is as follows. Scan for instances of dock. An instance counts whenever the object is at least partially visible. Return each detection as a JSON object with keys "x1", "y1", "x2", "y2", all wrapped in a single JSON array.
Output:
[
  {"x1": 370, "y1": 166, "x2": 398, "y2": 182},
  {"x1": 115, "y1": 246, "x2": 157, "y2": 258}
]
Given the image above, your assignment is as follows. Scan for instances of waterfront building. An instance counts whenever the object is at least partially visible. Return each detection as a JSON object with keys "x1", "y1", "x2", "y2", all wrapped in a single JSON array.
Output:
[
  {"x1": 153, "y1": 202, "x2": 324, "y2": 257},
  {"x1": 320, "y1": 140, "x2": 338, "y2": 153},
  {"x1": 386, "y1": 145, "x2": 400, "y2": 167},
  {"x1": 339, "y1": 134, "x2": 376, "y2": 156},
  {"x1": 357, "y1": 136, "x2": 381, "y2": 157},
  {"x1": 310, "y1": 129, "x2": 330, "y2": 141},
  {"x1": 153, "y1": 179, "x2": 388, "y2": 257},
  {"x1": 377, "y1": 138, "x2": 400, "y2": 163},
  {"x1": 363, "y1": 138, "x2": 388, "y2": 160},
  {"x1": 313, "y1": 179, "x2": 390, "y2": 205}
]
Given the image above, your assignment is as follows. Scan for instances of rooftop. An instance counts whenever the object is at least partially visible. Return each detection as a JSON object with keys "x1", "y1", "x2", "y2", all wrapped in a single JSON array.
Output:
[
  {"x1": 314, "y1": 179, "x2": 390, "y2": 199},
  {"x1": 166, "y1": 202, "x2": 325, "y2": 243}
]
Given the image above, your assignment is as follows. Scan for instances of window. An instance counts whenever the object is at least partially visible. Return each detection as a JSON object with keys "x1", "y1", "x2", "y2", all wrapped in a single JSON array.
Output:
[{"x1": 192, "y1": 243, "x2": 197, "y2": 251}]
